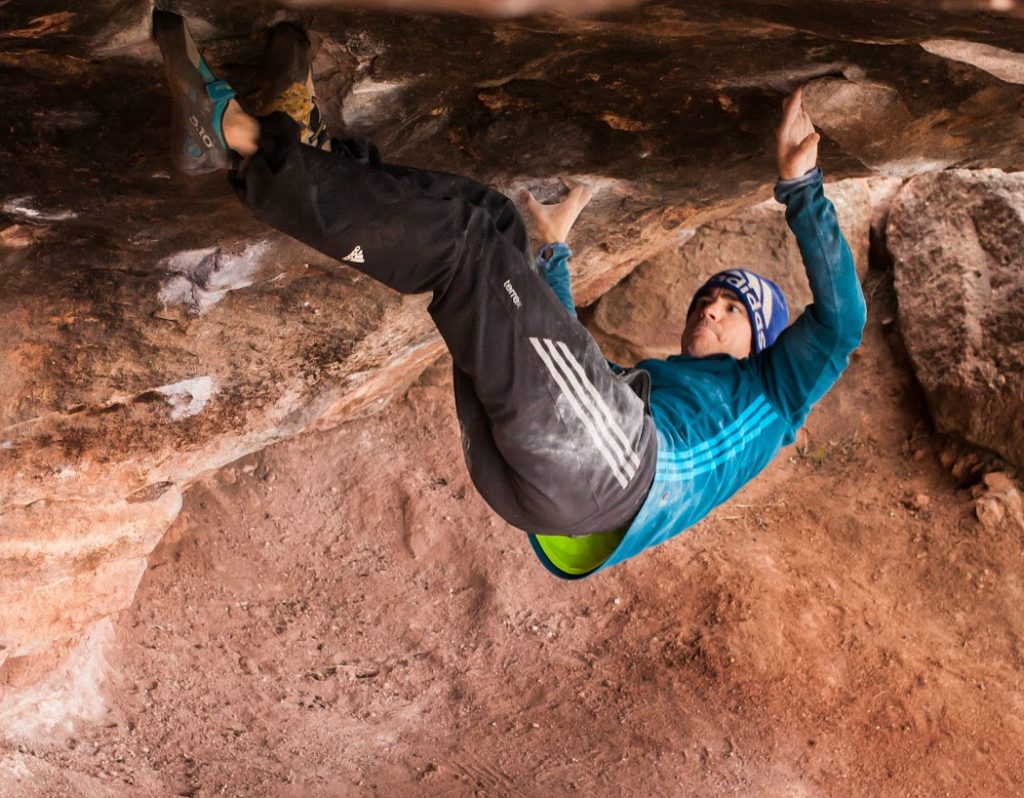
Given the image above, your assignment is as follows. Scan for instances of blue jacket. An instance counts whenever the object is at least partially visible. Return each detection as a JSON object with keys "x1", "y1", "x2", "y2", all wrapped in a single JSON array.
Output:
[{"x1": 530, "y1": 170, "x2": 867, "y2": 577}]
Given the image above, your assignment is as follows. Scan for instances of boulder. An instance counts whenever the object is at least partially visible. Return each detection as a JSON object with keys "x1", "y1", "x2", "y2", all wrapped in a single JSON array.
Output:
[
  {"x1": 0, "y1": 223, "x2": 444, "y2": 685},
  {"x1": 888, "y1": 169, "x2": 1024, "y2": 470}
]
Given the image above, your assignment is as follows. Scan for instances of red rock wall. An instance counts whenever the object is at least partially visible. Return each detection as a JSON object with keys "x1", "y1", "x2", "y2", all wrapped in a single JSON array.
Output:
[{"x1": 3, "y1": 0, "x2": 1024, "y2": 730}]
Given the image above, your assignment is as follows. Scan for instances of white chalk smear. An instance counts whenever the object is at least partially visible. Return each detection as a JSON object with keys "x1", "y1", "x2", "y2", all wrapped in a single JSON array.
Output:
[
  {"x1": 157, "y1": 376, "x2": 216, "y2": 420},
  {"x1": 0, "y1": 752, "x2": 32, "y2": 780},
  {"x1": 0, "y1": 619, "x2": 114, "y2": 744},
  {"x1": 342, "y1": 79, "x2": 409, "y2": 128},
  {"x1": 1, "y1": 196, "x2": 77, "y2": 222},
  {"x1": 873, "y1": 157, "x2": 955, "y2": 179},
  {"x1": 158, "y1": 241, "x2": 269, "y2": 314}
]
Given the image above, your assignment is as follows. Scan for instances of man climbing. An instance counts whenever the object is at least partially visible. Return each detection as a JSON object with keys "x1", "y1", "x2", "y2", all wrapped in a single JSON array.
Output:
[{"x1": 154, "y1": 11, "x2": 865, "y2": 579}]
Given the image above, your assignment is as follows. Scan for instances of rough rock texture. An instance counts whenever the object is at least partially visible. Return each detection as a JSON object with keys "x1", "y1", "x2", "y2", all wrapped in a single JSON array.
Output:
[
  {"x1": 4, "y1": 0, "x2": 1024, "y2": 722},
  {"x1": 908, "y1": 0, "x2": 1024, "y2": 16},
  {"x1": 888, "y1": 169, "x2": 1024, "y2": 470},
  {"x1": 589, "y1": 177, "x2": 899, "y2": 364},
  {"x1": 6, "y1": 290, "x2": 1024, "y2": 795},
  {"x1": 974, "y1": 471, "x2": 1024, "y2": 531},
  {"x1": 289, "y1": 0, "x2": 646, "y2": 16}
]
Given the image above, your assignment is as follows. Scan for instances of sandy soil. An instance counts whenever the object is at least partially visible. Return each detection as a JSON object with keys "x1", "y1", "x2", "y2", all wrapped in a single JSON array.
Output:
[{"x1": 4, "y1": 271, "x2": 1024, "y2": 797}]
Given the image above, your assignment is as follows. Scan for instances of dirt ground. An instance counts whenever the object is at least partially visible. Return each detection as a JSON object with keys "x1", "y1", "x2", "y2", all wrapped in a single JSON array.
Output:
[{"x1": 5, "y1": 272, "x2": 1024, "y2": 797}]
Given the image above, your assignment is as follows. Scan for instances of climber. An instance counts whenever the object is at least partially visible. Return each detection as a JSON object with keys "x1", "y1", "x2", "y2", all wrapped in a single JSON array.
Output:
[{"x1": 154, "y1": 11, "x2": 866, "y2": 579}]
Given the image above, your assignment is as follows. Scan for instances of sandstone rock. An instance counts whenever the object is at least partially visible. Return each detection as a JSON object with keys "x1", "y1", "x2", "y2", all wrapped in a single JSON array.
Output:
[
  {"x1": 588, "y1": 178, "x2": 889, "y2": 363},
  {"x1": 908, "y1": 492, "x2": 931, "y2": 511},
  {"x1": 0, "y1": 488, "x2": 182, "y2": 668},
  {"x1": 952, "y1": 452, "x2": 983, "y2": 482},
  {"x1": 887, "y1": 170, "x2": 1024, "y2": 470},
  {"x1": 921, "y1": 39, "x2": 1024, "y2": 86},
  {"x1": 0, "y1": 225, "x2": 441, "y2": 710},
  {"x1": 977, "y1": 494, "x2": 1008, "y2": 527},
  {"x1": 914, "y1": 1, "x2": 1024, "y2": 15},
  {"x1": 973, "y1": 472, "x2": 1024, "y2": 531},
  {"x1": 0, "y1": 621, "x2": 115, "y2": 744},
  {"x1": 982, "y1": 471, "x2": 1016, "y2": 492},
  {"x1": 4, "y1": 0, "x2": 1024, "y2": 727},
  {"x1": 288, "y1": 0, "x2": 646, "y2": 16}
]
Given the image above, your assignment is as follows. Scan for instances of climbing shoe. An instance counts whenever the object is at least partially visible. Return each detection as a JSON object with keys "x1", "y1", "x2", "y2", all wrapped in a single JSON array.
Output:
[
  {"x1": 257, "y1": 22, "x2": 330, "y2": 149},
  {"x1": 153, "y1": 9, "x2": 237, "y2": 175}
]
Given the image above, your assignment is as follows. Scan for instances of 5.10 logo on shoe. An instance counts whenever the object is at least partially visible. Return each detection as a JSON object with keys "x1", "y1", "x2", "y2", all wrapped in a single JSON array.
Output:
[{"x1": 189, "y1": 114, "x2": 215, "y2": 150}]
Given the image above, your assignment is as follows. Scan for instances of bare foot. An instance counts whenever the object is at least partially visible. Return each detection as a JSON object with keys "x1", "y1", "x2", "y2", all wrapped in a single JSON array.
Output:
[
  {"x1": 222, "y1": 100, "x2": 260, "y2": 158},
  {"x1": 520, "y1": 177, "x2": 594, "y2": 246}
]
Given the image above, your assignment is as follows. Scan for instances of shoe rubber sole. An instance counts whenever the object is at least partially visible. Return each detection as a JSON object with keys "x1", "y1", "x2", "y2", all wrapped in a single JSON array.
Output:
[
  {"x1": 153, "y1": 9, "x2": 237, "y2": 175},
  {"x1": 258, "y1": 22, "x2": 329, "y2": 149}
]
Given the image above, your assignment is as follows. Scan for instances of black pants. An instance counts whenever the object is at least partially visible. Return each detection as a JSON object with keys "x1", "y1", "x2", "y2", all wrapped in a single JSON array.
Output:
[{"x1": 235, "y1": 113, "x2": 656, "y2": 536}]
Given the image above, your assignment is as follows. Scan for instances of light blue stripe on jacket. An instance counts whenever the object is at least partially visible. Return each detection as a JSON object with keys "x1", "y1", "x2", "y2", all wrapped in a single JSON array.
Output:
[
  {"x1": 656, "y1": 398, "x2": 780, "y2": 480},
  {"x1": 656, "y1": 395, "x2": 776, "y2": 468}
]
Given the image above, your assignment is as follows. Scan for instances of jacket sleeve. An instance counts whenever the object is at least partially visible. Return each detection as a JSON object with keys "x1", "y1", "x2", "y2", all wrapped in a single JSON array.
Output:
[
  {"x1": 536, "y1": 242, "x2": 577, "y2": 318},
  {"x1": 756, "y1": 169, "x2": 867, "y2": 425}
]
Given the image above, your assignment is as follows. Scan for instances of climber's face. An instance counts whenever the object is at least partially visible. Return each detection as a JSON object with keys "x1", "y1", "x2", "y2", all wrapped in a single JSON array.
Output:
[{"x1": 680, "y1": 287, "x2": 753, "y2": 359}]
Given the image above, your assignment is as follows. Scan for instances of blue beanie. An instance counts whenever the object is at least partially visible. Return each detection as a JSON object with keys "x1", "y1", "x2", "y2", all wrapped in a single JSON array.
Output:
[{"x1": 686, "y1": 269, "x2": 790, "y2": 353}]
